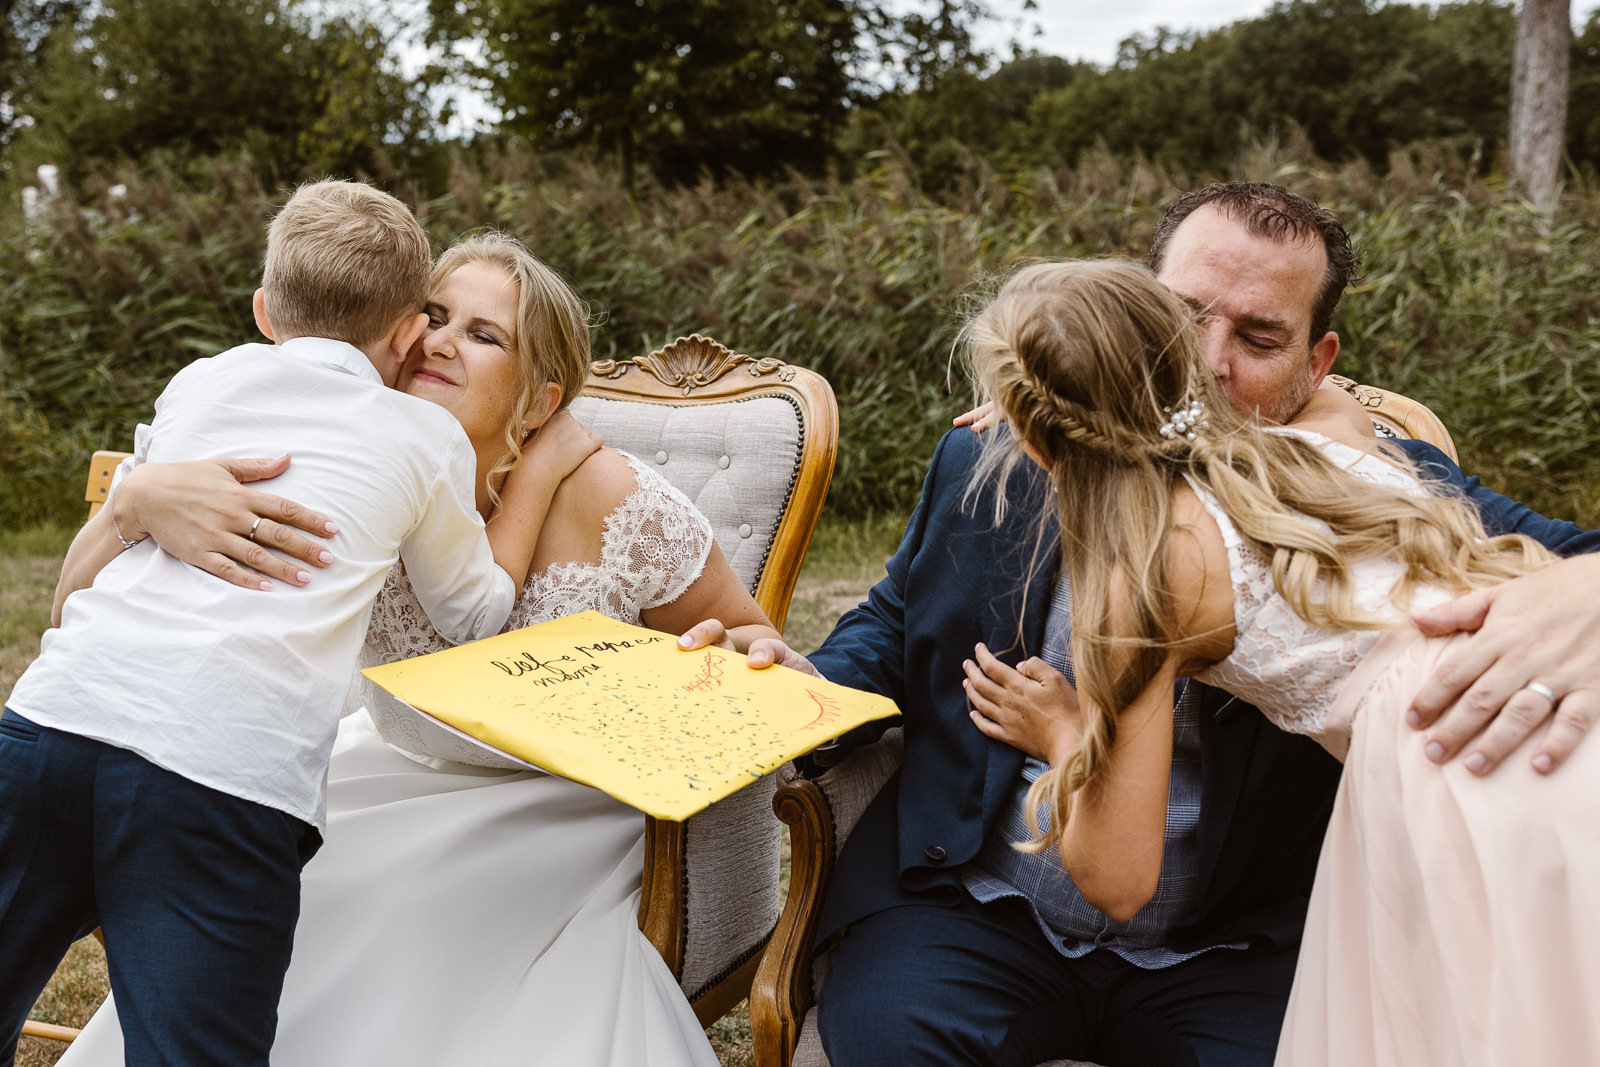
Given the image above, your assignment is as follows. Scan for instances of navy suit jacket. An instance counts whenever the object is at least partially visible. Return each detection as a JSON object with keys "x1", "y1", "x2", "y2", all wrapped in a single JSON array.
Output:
[{"x1": 808, "y1": 428, "x2": 1597, "y2": 952}]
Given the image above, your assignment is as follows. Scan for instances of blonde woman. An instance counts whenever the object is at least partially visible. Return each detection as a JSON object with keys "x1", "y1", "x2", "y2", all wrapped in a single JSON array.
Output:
[
  {"x1": 959, "y1": 258, "x2": 1598, "y2": 1066},
  {"x1": 56, "y1": 233, "x2": 772, "y2": 1066}
]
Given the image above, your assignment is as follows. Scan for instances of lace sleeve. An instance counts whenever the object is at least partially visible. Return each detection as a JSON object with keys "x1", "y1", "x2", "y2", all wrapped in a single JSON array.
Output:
[{"x1": 605, "y1": 455, "x2": 715, "y2": 611}]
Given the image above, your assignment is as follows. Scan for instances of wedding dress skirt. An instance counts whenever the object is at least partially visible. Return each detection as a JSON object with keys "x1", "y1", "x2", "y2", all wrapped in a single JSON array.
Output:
[
  {"x1": 1275, "y1": 628, "x2": 1600, "y2": 1066},
  {"x1": 58, "y1": 711, "x2": 719, "y2": 1067}
]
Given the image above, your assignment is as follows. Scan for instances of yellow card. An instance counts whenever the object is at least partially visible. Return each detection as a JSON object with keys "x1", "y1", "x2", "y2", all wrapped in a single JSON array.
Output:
[{"x1": 361, "y1": 610, "x2": 900, "y2": 819}]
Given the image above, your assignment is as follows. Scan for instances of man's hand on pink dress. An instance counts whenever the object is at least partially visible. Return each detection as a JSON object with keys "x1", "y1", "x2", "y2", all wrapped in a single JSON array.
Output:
[{"x1": 1409, "y1": 554, "x2": 1600, "y2": 775}]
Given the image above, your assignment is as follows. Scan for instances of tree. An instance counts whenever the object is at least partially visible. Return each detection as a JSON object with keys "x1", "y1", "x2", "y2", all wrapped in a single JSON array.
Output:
[
  {"x1": 0, "y1": 0, "x2": 80, "y2": 152},
  {"x1": 1025, "y1": 1, "x2": 1517, "y2": 176},
  {"x1": 427, "y1": 0, "x2": 995, "y2": 189},
  {"x1": 1510, "y1": 0, "x2": 1571, "y2": 212},
  {"x1": 853, "y1": 52, "x2": 1081, "y2": 188},
  {"x1": 10, "y1": 0, "x2": 431, "y2": 186},
  {"x1": 1569, "y1": 10, "x2": 1600, "y2": 171},
  {"x1": 431, "y1": 0, "x2": 856, "y2": 189}
]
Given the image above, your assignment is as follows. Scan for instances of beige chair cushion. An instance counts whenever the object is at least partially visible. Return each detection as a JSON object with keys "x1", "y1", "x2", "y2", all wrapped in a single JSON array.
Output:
[
  {"x1": 569, "y1": 394, "x2": 804, "y2": 593},
  {"x1": 681, "y1": 774, "x2": 781, "y2": 997}
]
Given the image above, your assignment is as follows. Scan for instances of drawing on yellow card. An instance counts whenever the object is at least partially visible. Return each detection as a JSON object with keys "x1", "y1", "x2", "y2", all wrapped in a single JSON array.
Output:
[{"x1": 361, "y1": 610, "x2": 900, "y2": 819}]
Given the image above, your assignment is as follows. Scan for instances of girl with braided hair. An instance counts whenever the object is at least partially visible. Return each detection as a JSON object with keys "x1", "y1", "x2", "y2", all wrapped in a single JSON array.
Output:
[{"x1": 961, "y1": 258, "x2": 1599, "y2": 1065}]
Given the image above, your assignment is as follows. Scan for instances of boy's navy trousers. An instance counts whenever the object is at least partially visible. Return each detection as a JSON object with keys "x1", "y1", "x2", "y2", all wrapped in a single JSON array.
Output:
[{"x1": 0, "y1": 707, "x2": 319, "y2": 1066}]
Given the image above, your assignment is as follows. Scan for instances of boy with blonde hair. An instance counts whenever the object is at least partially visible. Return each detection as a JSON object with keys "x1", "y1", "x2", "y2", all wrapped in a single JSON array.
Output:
[{"x1": 0, "y1": 180, "x2": 570, "y2": 1066}]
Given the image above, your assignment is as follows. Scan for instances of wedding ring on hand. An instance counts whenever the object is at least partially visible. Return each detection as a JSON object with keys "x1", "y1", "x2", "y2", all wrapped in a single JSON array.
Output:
[
  {"x1": 248, "y1": 517, "x2": 263, "y2": 543},
  {"x1": 1521, "y1": 680, "x2": 1557, "y2": 704}
]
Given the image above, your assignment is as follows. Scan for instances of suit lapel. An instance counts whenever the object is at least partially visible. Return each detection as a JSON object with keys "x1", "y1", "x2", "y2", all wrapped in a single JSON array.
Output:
[{"x1": 1193, "y1": 686, "x2": 1260, "y2": 907}]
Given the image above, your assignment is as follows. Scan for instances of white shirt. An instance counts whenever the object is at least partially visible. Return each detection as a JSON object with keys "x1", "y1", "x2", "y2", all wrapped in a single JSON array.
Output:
[{"x1": 8, "y1": 337, "x2": 515, "y2": 829}]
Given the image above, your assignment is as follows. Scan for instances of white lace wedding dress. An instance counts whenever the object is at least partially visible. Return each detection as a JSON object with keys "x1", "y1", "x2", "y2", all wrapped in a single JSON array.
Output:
[
  {"x1": 1186, "y1": 431, "x2": 1600, "y2": 1067},
  {"x1": 60, "y1": 452, "x2": 722, "y2": 1067}
]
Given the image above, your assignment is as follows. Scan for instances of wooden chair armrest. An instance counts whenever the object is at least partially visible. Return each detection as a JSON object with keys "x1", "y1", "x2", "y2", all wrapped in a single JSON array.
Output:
[{"x1": 751, "y1": 772, "x2": 835, "y2": 1067}]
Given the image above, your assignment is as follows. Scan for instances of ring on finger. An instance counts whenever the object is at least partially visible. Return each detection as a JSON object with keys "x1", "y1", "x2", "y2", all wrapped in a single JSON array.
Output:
[
  {"x1": 248, "y1": 517, "x2": 263, "y2": 543},
  {"x1": 1521, "y1": 680, "x2": 1557, "y2": 704}
]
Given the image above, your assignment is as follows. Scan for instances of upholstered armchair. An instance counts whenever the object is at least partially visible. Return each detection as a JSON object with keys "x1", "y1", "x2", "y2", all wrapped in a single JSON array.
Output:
[{"x1": 43, "y1": 334, "x2": 838, "y2": 1047}]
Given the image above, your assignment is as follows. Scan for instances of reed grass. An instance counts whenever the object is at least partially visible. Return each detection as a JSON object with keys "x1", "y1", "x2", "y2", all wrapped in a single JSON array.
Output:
[{"x1": 4, "y1": 141, "x2": 1597, "y2": 530}]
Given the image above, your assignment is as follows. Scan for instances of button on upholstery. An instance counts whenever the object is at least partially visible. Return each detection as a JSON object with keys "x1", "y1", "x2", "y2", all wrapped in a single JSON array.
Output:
[
  {"x1": 924, "y1": 845, "x2": 947, "y2": 863},
  {"x1": 654, "y1": 450, "x2": 668, "y2": 464},
  {"x1": 738, "y1": 523, "x2": 752, "y2": 539},
  {"x1": 717, "y1": 454, "x2": 730, "y2": 469}
]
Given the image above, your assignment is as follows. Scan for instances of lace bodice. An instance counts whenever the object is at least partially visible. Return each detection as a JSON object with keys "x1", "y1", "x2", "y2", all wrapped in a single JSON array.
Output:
[
  {"x1": 353, "y1": 451, "x2": 715, "y2": 767},
  {"x1": 1189, "y1": 430, "x2": 1450, "y2": 743}
]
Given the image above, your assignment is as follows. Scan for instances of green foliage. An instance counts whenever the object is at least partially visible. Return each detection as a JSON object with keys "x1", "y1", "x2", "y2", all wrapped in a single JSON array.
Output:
[
  {"x1": 429, "y1": 0, "x2": 858, "y2": 187},
  {"x1": 875, "y1": 0, "x2": 1519, "y2": 177},
  {"x1": 0, "y1": 158, "x2": 272, "y2": 525},
  {"x1": 1572, "y1": 11, "x2": 1600, "y2": 173},
  {"x1": 846, "y1": 52, "x2": 1084, "y2": 189},
  {"x1": 9, "y1": 0, "x2": 433, "y2": 186},
  {"x1": 4, "y1": 144, "x2": 1599, "y2": 533},
  {"x1": 0, "y1": 0, "x2": 80, "y2": 152}
]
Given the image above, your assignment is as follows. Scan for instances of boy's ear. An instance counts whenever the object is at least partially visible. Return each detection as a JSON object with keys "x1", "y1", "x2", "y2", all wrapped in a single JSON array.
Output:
[
  {"x1": 252, "y1": 289, "x2": 275, "y2": 341},
  {"x1": 374, "y1": 312, "x2": 429, "y2": 389},
  {"x1": 390, "y1": 312, "x2": 429, "y2": 364}
]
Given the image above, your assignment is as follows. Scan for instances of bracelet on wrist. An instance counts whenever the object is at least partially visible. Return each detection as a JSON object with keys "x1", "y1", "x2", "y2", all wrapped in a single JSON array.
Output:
[{"x1": 108, "y1": 486, "x2": 147, "y2": 551}]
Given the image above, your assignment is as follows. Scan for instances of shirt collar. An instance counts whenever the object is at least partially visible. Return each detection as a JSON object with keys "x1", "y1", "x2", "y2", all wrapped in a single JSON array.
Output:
[{"x1": 279, "y1": 336, "x2": 386, "y2": 386}]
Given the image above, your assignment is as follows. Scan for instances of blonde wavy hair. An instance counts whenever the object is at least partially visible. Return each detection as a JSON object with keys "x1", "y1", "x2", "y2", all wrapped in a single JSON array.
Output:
[
  {"x1": 964, "y1": 258, "x2": 1552, "y2": 850},
  {"x1": 431, "y1": 232, "x2": 592, "y2": 505}
]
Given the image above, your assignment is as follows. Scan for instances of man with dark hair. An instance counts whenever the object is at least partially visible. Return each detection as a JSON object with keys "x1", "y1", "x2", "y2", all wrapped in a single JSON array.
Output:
[{"x1": 731, "y1": 181, "x2": 1600, "y2": 1066}]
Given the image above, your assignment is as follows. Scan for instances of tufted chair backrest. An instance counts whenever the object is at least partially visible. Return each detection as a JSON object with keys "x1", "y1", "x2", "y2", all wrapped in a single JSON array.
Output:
[
  {"x1": 567, "y1": 392, "x2": 802, "y2": 602},
  {"x1": 570, "y1": 335, "x2": 838, "y2": 1024}
]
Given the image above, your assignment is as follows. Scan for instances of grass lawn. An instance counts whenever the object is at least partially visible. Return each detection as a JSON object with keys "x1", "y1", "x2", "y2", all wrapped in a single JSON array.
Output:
[{"x1": 2, "y1": 513, "x2": 905, "y2": 1067}]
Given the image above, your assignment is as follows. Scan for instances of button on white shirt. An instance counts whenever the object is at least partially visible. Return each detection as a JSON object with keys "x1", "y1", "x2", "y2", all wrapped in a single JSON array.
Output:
[{"x1": 9, "y1": 337, "x2": 515, "y2": 830}]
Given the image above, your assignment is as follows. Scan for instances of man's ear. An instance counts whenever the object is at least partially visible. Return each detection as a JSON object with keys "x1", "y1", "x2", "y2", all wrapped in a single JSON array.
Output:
[
  {"x1": 252, "y1": 289, "x2": 275, "y2": 341},
  {"x1": 521, "y1": 382, "x2": 565, "y2": 432},
  {"x1": 1309, "y1": 330, "x2": 1340, "y2": 383}
]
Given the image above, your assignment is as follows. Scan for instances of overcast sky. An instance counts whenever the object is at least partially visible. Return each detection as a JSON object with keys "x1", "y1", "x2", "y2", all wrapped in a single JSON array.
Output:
[{"x1": 977, "y1": 0, "x2": 1600, "y2": 66}]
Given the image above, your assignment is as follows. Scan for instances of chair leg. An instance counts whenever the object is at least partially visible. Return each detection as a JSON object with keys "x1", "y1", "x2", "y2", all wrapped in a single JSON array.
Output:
[
  {"x1": 750, "y1": 777, "x2": 835, "y2": 1067},
  {"x1": 21, "y1": 1019, "x2": 82, "y2": 1043}
]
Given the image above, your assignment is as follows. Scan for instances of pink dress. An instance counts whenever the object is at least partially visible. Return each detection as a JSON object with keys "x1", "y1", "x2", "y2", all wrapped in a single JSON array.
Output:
[{"x1": 1187, "y1": 432, "x2": 1600, "y2": 1067}]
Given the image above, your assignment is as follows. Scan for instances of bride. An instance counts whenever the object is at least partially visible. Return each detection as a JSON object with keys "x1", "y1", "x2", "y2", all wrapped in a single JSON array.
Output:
[
  {"x1": 57, "y1": 232, "x2": 774, "y2": 1066},
  {"x1": 954, "y1": 259, "x2": 1598, "y2": 1065}
]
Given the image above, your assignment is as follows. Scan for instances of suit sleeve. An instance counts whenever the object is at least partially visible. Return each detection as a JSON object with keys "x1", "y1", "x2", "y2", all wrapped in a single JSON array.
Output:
[
  {"x1": 1389, "y1": 439, "x2": 1600, "y2": 557},
  {"x1": 798, "y1": 432, "x2": 964, "y2": 764}
]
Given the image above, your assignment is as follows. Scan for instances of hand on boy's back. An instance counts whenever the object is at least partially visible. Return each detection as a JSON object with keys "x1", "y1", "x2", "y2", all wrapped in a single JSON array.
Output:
[
  {"x1": 524, "y1": 411, "x2": 604, "y2": 477},
  {"x1": 125, "y1": 455, "x2": 337, "y2": 591}
]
